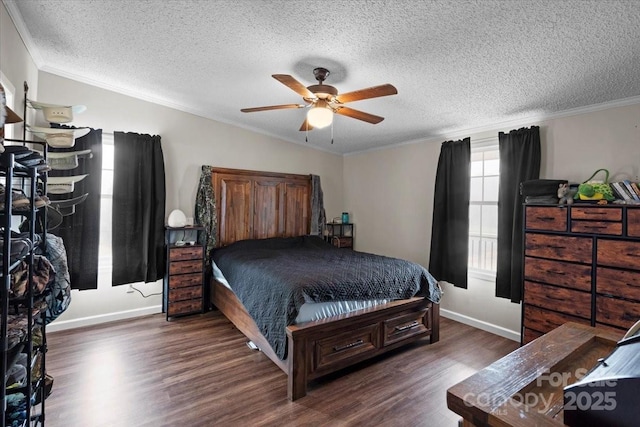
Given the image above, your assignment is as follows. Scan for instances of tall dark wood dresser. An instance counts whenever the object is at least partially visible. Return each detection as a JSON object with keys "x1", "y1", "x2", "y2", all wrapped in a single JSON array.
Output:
[{"x1": 522, "y1": 204, "x2": 640, "y2": 343}]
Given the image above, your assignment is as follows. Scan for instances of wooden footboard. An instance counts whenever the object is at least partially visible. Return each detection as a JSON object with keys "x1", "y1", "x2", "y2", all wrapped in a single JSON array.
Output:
[{"x1": 212, "y1": 280, "x2": 440, "y2": 401}]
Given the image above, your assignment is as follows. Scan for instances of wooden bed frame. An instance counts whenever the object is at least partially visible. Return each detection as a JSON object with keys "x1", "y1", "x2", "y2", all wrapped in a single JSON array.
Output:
[{"x1": 209, "y1": 167, "x2": 440, "y2": 400}]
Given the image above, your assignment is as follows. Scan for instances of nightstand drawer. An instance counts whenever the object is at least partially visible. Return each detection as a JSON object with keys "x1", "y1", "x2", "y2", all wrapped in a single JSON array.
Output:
[
  {"x1": 169, "y1": 259, "x2": 202, "y2": 275},
  {"x1": 597, "y1": 240, "x2": 640, "y2": 271},
  {"x1": 332, "y1": 236, "x2": 353, "y2": 248},
  {"x1": 524, "y1": 257, "x2": 591, "y2": 291},
  {"x1": 168, "y1": 272, "x2": 202, "y2": 289},
  {"x1": 524, "y1": 281, "x2": 591, "y2": 319},
  {"x1": 167, "y1": 299, "x2": 203, "y2": 316},
  {"x1": 525, "y1": 233, "x2": 592, "y2": 263},
  {"x1": 168, "y1": 285, "x2": 202, "y2": 302},
  {"x1": 169, "y1": 245, "x2": 204, "y2": 261},
  {"x1": 525, "y1": 207, "x2": 567, "y2": 232}
]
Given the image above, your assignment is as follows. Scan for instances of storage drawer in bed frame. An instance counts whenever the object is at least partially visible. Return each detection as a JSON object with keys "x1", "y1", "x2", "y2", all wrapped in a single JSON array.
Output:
[{"x1": 286, "y1": 298, "x2": 436, "y2": 394}]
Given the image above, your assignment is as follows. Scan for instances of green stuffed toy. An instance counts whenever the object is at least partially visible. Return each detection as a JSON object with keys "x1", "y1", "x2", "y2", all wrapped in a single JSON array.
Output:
[{"x1": 574, "y1": 169, "x2": 615, "y2": 202}]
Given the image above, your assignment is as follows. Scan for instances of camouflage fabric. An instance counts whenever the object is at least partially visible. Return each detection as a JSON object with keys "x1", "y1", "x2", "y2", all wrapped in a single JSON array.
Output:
[{"x1": 195, "y1": 165, "x2": 217, "y2": 256}]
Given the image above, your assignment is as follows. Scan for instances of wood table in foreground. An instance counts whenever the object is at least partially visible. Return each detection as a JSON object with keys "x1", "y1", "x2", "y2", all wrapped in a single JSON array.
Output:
[{"x1": 447, "y1": 322, "x2": 623, "y2": 427}]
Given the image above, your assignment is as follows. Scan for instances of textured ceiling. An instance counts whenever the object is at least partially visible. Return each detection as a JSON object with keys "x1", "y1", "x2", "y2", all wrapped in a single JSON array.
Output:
[{"x1": 5, "y1": 0, "x2": 640, "y2": 154}]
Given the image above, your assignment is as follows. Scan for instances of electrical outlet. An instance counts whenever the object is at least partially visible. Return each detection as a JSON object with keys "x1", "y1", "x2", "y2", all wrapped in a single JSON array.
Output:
[{"x1": 126, "y1": 284, "x2": 134, "y2": 294}]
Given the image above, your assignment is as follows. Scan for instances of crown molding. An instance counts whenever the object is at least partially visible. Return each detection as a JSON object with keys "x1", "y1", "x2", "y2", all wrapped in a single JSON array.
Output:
[
  {"x1": 3, "y1": 0, "x2": 45, "y2": 68},
  {"x1": 345, "y1": 95, "x2": 640, "y2": 156}
]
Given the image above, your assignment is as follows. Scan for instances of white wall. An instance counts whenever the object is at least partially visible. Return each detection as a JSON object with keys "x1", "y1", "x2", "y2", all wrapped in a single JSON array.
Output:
[
  {"x1": 1, "y1": 3, "x2": 38, "y2": 125},
  {"x1": 345, "y1": 101, "x2": 640, "y2": 341}
]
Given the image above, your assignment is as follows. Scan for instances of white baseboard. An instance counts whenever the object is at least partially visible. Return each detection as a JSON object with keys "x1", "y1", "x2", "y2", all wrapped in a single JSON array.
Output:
[
  {"x1": 440, "y1": 308, "x2": 521, "y2": 342},
  {"x1": 46, "y1": 305, "x2": 521, "y2": 341},
  {"x1": 47, "y1": 305, "x2": 163, "y2": 332}
]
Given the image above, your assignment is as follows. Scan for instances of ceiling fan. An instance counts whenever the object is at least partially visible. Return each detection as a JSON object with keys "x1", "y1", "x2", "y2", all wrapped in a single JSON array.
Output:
[{"x1": 241, "y1": 67, "x2": 398, "y2": 131}]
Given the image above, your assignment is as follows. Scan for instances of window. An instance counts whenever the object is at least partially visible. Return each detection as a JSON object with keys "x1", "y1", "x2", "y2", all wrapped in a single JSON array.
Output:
[
  {"x1": 469, "y1": 139, "x2": 499, "y2": 277},
  {"x1": 98, "y1": 133, "x2": 114, "y2": 270},
  {"x1": 0, "y1": 73, "x2": 17, "y2": 140}
]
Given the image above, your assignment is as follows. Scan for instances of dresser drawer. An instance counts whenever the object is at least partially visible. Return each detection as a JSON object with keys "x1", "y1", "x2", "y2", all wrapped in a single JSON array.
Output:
[
  {"x1": 522, "y1": 328, "x2": 544, "y2": 344},
  {"x1": 167, "y1": 299, "x2": 202, "y2": 316},
  {"x1": 524, "y1": 281, "x2": 591, "y2": 319},
  {"x1": 314, "y1": 323, "x2": 379, "y2": 373},
  {"x1": 168, "y1": 285, "x2": 202, "y2": 302},
  {"x1": 169, "y1": 245, "x2": 204, "y2": 261},
  {"x1": 571, "y1": 207, "x2": 622, "y2": 221},
  {"x1": 524, "y1": 257, "x2": 591, "y2": 291},
  {"x1": 596, "y1": 295, "x2": 640, "y2": 329},
  {"x1": 525, "y1": 207, "x2": 567, "y2": 232},
  {"x1": 525, "y1": 233, "x2": 592, "y2": 263},
  {"x1": 168, "y1": 272, "x2": 202, "y2": 289},
  {"x1": 169, "y1": 259, "x2": 202, "y2": 275},
  {"x1": 523, "y1": 305, "x2": 590, "y2": 335},
  {"x1": 383, "y1": 310, "x2": 428, "y2": 346},
  {"x1": 627, "y1": 208, "x2": 640, "y2": 237},
  {"x1": 597, "y1": 240, "x2": 640, "y2": 271},
  {"x1": 596, "y1": 267, "x2": 640, "y2": 301},
  {"x1": 571, "y1": 221, "x2": 622, "y2": 236}
]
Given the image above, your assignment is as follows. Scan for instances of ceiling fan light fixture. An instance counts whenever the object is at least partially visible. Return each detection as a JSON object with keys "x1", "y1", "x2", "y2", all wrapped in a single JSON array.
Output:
[{"x1": 307, "y1": 101, "x2": 333, "y2": 129}]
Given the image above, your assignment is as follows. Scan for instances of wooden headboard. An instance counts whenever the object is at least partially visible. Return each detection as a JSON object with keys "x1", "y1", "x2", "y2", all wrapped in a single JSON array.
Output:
[{"x1": 211, "y1": 167, "x2": 312, "y2": 247}]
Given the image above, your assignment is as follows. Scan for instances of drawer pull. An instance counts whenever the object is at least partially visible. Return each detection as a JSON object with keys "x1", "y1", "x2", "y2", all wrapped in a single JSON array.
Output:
[
  {"x1": 583, "y1": 225, "x2": 608, "y2": 229},
  {"x1": 537, "y1": 217, "x2": 556, "y2": 221},
  {"x1": 548, "y1": 270, "x2": 566, "y2": 276},
  {"x1": 333, "y1": 339, "x2": 364, "y2": 352},
  {"x1": 395, "y1": 321, "x2": 420, "y2": 332},
  {"x1": 548, "y1": 245, "x2": 566, "y2": 250}
]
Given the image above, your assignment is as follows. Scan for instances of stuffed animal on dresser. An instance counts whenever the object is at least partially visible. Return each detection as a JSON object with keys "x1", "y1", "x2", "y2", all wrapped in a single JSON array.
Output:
[{"x1": 558, "y1": 183, "x2": 575, "y2": 205}]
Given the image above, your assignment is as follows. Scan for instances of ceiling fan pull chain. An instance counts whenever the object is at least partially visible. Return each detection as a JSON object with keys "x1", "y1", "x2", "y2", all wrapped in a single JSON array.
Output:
[{"x1": 331, "y1": 119, "x2": 334, "y2": 144}]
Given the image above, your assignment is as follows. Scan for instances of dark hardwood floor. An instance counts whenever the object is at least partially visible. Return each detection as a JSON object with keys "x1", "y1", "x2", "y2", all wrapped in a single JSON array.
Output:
[{"x1": 44, "y1": 311, "x2": 519, "y2": 427}]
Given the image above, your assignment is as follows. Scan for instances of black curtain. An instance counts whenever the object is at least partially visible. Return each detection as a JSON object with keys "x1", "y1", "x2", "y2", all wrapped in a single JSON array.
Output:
[
  {"x1": 495, "y1": 126, "x2": 541, "y2": 302},
  {"x1": 48, "y1": 129, "x2": 103, "y2": 290},
  {"x1": 428, "y1": 137, "x2": 471, "y2": 288},
  {"x1": 112, "y1": 132, "x2": 166, "y2": 286}
]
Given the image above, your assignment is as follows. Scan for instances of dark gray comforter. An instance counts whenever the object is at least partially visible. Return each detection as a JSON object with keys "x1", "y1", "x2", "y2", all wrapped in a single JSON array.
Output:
[{"x1": 211, "y1": 235, "x2": 442, "y2": 360}]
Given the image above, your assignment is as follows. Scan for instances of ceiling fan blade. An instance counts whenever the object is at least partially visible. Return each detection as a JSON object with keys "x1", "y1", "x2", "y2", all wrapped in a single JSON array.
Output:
[
  {"x1": 299, "y1": 118, "x2": 314, "y2": 131},
  {"x1": 241, "y1": 104, "x2": 305, "y2": 113},
  {"x1": 272, "y1": 74, "x2": 315, "y2": 98},
  {"x1": 335, "y1": 106, "x2": 384, "y2": 124},
  {"x1": 336, "y1": 84, "x2": 398, "y2": 104}
]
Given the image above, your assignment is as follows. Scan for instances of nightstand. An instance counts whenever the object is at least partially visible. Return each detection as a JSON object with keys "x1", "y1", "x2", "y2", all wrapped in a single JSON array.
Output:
[
  {"x1": 163, "y1": 226, "x2": 206, "y2": 319},
  {"x1": 325, "y1": 222, "x2": 354, "y2": 249}
]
